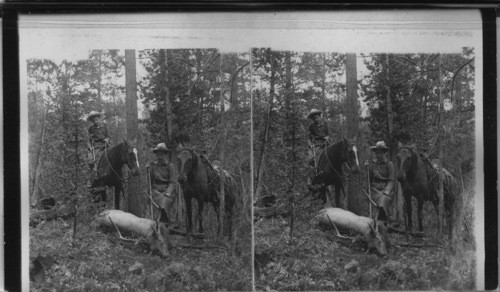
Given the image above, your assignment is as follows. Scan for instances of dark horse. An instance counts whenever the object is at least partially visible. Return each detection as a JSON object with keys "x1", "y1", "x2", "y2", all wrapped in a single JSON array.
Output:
[
  {"x1": 90, "y1": 139, "x2": 140, "y2": 210},
  {"x1": 310, "y1": 137, "x2": 360, "y2": 207},
  {"x1": 396, "y1": 145, "x2": 458, "y2": 235},
  {"x1": 177, "y1": 148, "x2": 236, "y2": 237}
]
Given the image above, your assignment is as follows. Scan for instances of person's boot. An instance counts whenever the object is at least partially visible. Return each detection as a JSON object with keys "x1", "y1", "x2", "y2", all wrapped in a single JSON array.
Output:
[{"x1": 159, "y1": 209, "x2": 170, "y2": 224}]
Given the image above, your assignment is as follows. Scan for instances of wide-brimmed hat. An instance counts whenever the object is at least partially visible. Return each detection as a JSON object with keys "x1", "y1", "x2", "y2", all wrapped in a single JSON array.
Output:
[
  {"x1": 87, "y1": 111, "x2": 103, "y2": 121},
  {"x1": 152, "y1": 143, "x2": 171, "y2": 153},
  {"x1": 307, "y1": 109, "x2": 322, "y2": 119},
  {"x1": 371, "y1": 141, "x2": 389, "y2": 152}
]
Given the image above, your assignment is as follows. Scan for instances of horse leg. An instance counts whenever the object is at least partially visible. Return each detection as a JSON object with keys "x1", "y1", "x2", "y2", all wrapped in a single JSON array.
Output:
[
  {"x1": 185, "y1": 195, "x2": 193, "y2": 233},
  {"x1": 114, "y1": 186, "x2": 121, "y2": 210},
  {"x1": 197, "y1": 200, "x2": 205, "y2": 234},
  {"x1": 211, "y1": 200, "x2": 221, "y2": 236},
  {"x1": 417, "y1": 199, "x2": 424, "y2": 232},
  {"x1": 445, "y1": 192, "x2": 453, "y2": 239},
  {"x1": 404, "y1": 193, "x2": 413, "y2": 232},
  {"x1": 317, "y1": 186, "x2": 327, "y2": 205},
  {"x1": 433, "y1": 199, "x2": 441, "y2": 235},
  {"x1": 334, "y1": 184, "x2": 341, "y2": 208},
  {"x1": 226, "y1": 204, "x2": 233, "y2": 239}
]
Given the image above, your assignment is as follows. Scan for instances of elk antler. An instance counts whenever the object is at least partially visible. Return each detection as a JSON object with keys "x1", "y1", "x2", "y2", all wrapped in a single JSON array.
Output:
[
  {"x1": 108, "y1": 217, "x2": 137, "y2": 243},
  {"x1": 326, "y1": 214, "x2": 353, "y2": 240}
]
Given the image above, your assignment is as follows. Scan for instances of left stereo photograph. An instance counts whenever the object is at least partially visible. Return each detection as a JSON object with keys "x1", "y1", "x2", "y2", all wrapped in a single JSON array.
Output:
[{"x1": 20, "y1": 14, "x2": 253, "y2": 292}]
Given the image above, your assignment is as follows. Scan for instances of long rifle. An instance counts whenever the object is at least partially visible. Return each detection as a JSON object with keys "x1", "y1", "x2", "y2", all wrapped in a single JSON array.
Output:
[
  {"x1": 146, "y1": 163, "x2": 154, "y2": 220},
  {"x1": 365, "y1": 160, "x2": 372, "y2": 218}
]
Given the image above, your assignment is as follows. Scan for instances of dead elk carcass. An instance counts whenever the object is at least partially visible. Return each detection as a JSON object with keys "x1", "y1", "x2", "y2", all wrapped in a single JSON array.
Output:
[
  {"x1": 95, "y1": 210, "x2": 173, "y2": 258},
  {"x1": 314, "y1": 208, "x2": 389, "y2": 256}
]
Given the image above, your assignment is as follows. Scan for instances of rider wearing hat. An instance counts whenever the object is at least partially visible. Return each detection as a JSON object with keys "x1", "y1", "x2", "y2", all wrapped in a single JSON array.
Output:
[
  {"x1": 307, "y1": 109, "x2": 331, "y2": 167},
  {"x1": 367, "y1": 141, "x2": 395, "y2": 221},
  {"x1": 87, "y1": 111, "x2": 110, "y2": 171},
  {"x1": 306, "y1": 108, "x2": 331, "y2": 193},
  {"x1": 148, "y1": 143, "x2": 176, "y2": 224}
]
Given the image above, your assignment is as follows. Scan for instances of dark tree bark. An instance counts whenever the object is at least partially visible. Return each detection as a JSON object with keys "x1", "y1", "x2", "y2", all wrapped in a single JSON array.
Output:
[
  {"x1": 159, "y1": 50, "x2": 174, "y2": 152},
  {"x1": 385, "y1": 54, "x2": 404, "y2": 221},
  {"x1": 31, "y1": 107, "x2": 47, "y2": 205},
  {"x1": 437, "y1": 54, "x2": 444, "y2": 235},
  {"x1": 283, "y1": 51, "x2": 297, "y2": 242},
  {"x1": 255, "y1": 51, "x2": 275, "y2": 202},
  {"x1": 345, "y1": 53, "x2": 362, "y2": 213},
  {"x1": 218, "y1": 53, "x2": 227, "y2": 238},
  {"x1": 159, "y1": 49, "x2": 183, "y2": 223},
  {"x1": 125, "y1": 49, "x2": 142, "y2": 216}
]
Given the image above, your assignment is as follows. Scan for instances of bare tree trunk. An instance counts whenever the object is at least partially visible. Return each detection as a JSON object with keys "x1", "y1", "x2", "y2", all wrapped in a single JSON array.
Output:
[
  {"x1": 31, "y1": 107, "x2": 47, "y2": 205},
  {"x1": 345, "y1": 53, "x2": 361, "y2": 213},
  {"x1": 437, "y1": 54, "x2": 444, "y2": 235},
  {"x1": 218, "y1": 53, "x2": 226, "y2": 238},
  {"x1": 255, "y1": 51, "x2": 275, "y2": 202},
  {"x1": 160, "y1": 50, "x2": 174, "y2": 151},
  {"x1": 385, "y1": 54, "x2": 395, "y2": 161},
  {"x1": 385, "y1": 54, "x2": 403, "y2": 221},
  {"x1": 321, "y1": 53, "x2": 327, "y2": 100},
  {"x1": 160, "y1": 49, "x2": 183, "y2": 223},
  {"x1": 125, "y1": 49, "x2": 142, "y2": 216}
]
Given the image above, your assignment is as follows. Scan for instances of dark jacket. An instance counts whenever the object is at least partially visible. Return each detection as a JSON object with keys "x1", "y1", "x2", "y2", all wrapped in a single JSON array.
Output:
[
  {"x1": 88, "y1": 123, "x2": 109, "y2": 144},
  {"x1": 308, "y1": 122, "x2": 329, "y2": 146},
  {"x1": 150, "y1": 160, "x2": 176, "y2": 192},
  {"x1": 369, "y1": 158, "x2": 395, "y2": 194}
]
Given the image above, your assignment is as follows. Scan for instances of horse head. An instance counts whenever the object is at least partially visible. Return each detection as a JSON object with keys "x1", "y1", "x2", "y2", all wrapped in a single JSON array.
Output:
[
  {"x1": 177, "y1": 148, "x2": 195, "y2": 184},
  {"x1": 123, "y1": 138, "x2": 140, "y2": 176},
  {"x1": 343, "y1": 137, "x2": 360, "y2": 174},
  {"x1": 396, "y1": 144, "x2": 414, "y2": 182}
]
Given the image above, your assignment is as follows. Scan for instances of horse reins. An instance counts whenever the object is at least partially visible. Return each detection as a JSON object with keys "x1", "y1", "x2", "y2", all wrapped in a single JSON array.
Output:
[
  {"x1": 180, "y1": 148, "x2": 220, "y2": 187},
  {"x1": 323, "y1": 143, "x2": 350, "y2": 181},
  {"x1": 104, "y1": 143, "x2": 134, "y2": 185},
  {"x1": 407, "y1": 148, "x2": 440, "y2": 185}
]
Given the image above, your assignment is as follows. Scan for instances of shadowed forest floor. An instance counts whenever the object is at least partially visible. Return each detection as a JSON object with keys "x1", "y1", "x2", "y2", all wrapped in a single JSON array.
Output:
[
  {"x1": 30, "y1": 204, "x2": 252, "y2": 291},
  {"x1": 254, "y1": 198, "x2": 476, "y2": 291}
]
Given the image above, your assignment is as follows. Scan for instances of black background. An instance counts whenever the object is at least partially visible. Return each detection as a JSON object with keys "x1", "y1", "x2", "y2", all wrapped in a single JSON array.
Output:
[{"x1": 3, "y1": 2, "x2": 497, "y2": 291}]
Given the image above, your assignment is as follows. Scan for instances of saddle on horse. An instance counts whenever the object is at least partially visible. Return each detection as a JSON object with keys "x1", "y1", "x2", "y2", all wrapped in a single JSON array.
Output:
[{"x1": 88, "y1": 141, "x2": 110, "y2": 172}]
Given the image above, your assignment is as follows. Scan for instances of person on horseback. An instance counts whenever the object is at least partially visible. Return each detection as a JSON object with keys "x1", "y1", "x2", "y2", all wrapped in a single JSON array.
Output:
[
  {"x1": 307, "y1": 109, "x2": 331, "y2": 166},
  {"x1": 147, "y1": 143, "x2": 177, "y2": 224},
  {"x1": 367, "y1": 141, "x2": 395, "y2": 222},
  {"x1": 306, "y1": 109, "x2": 331, "y2": 191},
  {"x1": 86, "y1": 111, "x2": 110, "y2": 171}
]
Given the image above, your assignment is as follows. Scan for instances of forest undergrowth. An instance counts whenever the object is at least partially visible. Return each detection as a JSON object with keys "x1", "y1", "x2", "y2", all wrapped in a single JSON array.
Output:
[
  {"x1": 30, "y1": 196, "x2": 252, "y2": 292},
  {"x1": 254, "y1": 177, "x2": 476, "y2": 291}
]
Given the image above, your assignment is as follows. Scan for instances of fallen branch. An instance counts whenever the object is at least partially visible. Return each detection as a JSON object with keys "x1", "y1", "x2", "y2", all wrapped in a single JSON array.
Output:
[
  {"x1": 30, "y1": 204, "x2": 75, "y2": 227},
  {"x1": 394, "y1": 241, "x2": 445, "y2": 248},
  {"x1": 165, "y1": 226, "x2": 206, "y2": 239},
  {"x1": 175, "y1": 243, "x2": 227, "y2": 251}
]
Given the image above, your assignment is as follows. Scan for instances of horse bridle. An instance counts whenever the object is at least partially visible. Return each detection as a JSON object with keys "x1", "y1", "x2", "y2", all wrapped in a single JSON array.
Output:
[
  {"x1": 103, "y1": 143, "x2": 136, "y2": 183},
  {"x1": 178, "y1": 148, "x2": 219, "y2": 186},
  {"x1": 324, "y1": 141, "x2": 355, "y2": 180}
]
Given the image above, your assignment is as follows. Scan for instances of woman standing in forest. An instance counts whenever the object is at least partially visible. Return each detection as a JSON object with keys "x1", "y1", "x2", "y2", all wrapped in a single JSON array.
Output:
[
  {"x1": 367, "y1": 141, "x2": 395, "y2": 222},
  {"x1": 86, "y1": 111, "x2": 110, "y2": 171},
  {"x1": 147, "y1": 143, "x2": 177, "y2": 224}
]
